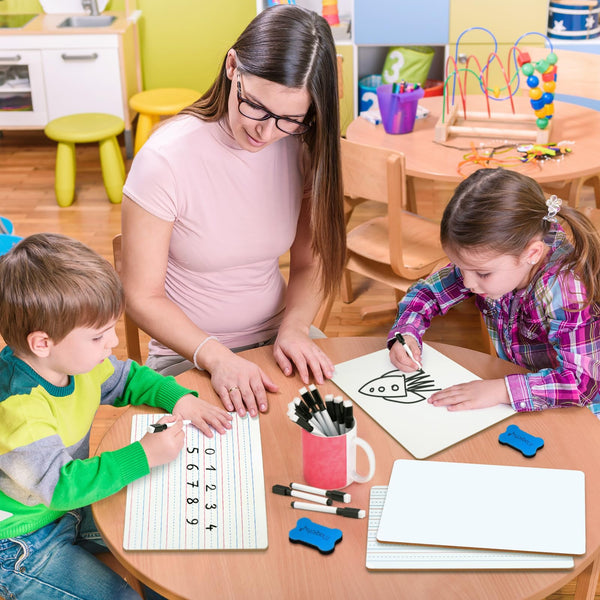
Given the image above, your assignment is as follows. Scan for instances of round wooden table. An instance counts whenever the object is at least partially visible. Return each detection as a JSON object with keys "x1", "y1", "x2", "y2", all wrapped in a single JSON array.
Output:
[
  {"x1": 347, "y1": 96, "x2": 600, "y2": 209},
  {"x1": 92, "y1": 337, "x2": 600, "y2": 600}
]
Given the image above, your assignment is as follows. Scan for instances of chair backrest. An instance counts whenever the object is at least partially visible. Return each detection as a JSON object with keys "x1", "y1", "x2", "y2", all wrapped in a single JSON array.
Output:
[
  {"x1": 112, "y1": 234, "x2": 143, "y2": 364},
  {"x1": 518, "y1": 45, "x2": 600, "y2": 110},
  {"x1": 341, "y1": 137, "x2": 409, "y2": 274}
]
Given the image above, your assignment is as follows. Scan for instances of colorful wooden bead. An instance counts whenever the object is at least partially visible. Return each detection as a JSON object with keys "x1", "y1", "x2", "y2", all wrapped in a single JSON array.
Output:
[
  {"x1": 536, "y1": 117, "x2": 549, "y2": 129},
  {"x1": 529, "y1": 87, "x2": 542, "y2": 100},
  {"x1": 535, "y1": 59, "x2": 549, "y2": 73},
  {"x1": 527, "y1": 74, "x2": 539, "y2": 88},
  {"x1": 542, "y1": 92, "x2": 554, "y2": 104},
  {"x1": 521, "y1": 62, "x2": 534, "y2": 76}
]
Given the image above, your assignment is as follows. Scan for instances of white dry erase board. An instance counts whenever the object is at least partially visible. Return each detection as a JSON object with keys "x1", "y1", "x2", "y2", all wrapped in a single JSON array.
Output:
[
  {"x1": 367, "y1": 486, "x2": 574, "y2": 569},
  {"x1": 332, "y1": 344, "x2": 515, "y2": 459},
  {"x1": 377, "y1": 460, "x2": 586, "y2": 555},
  {"x1": 123, "y1": 413, "x2": 268, "y2": 551}
]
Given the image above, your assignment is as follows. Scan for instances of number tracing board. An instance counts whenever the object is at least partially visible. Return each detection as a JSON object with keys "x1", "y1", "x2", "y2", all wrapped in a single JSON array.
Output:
[{"x1": 123, "y1": 413, "x2": 268, "y2": 551}]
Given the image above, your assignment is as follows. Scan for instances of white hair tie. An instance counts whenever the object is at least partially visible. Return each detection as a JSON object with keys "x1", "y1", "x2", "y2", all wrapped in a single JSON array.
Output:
[{"x1": 543, "y1": 195, "x2": 562, "y2": 222}]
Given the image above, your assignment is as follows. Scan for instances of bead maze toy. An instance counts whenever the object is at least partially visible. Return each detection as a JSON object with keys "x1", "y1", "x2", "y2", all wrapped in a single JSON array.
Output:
[{"x1": 435, "y1": 29, "x2": 558, "y2": 144}]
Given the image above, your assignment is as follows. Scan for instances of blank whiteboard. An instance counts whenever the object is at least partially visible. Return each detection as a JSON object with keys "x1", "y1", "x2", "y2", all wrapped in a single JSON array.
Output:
[
  {"x1": 367, "y1": 487, "x2": 574, "y2": 569},
  {"x1": 377, "y1": 460, "x2": 586, "y2": 555},
  {"x1": 124, "y1": 413, "x2": 268, "y2": 550},
  {"x1": 332, "y1": 344, "x2": 514, "y2": 459}
]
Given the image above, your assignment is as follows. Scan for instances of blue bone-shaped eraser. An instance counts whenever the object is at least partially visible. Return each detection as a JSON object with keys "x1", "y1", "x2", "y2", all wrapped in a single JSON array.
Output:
[
  {"x1": 499, "y1": 424, "x2": 544, "y2": 457},
  {"x1": 289, "y1": 517, "x2": 343, "y2": 554}
]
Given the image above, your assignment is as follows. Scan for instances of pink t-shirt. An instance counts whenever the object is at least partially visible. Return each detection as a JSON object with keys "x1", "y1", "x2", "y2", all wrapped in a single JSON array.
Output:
[{"x1": 123, "y1": 115, "x2": 307, "y2": 355}]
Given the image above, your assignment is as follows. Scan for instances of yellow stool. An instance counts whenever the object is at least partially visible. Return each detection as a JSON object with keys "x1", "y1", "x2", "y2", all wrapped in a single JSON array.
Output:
[
  {"x1": 129, "y1": 88, "x2": 199, "y2": 154},
  {"x1": 44, "y1": 113, "x2": 125, "y2": 207}
]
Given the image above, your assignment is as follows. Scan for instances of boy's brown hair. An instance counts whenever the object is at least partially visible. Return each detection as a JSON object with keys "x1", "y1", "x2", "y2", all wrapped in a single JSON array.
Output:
[{"x1": 0, "y1": 233, "x2": 124, "y2": 355}]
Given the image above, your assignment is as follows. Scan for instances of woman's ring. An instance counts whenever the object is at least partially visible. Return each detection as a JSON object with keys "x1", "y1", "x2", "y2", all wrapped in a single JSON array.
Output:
[{"x1": 228, "y1": 386, "x2": 239, "y2": 393}]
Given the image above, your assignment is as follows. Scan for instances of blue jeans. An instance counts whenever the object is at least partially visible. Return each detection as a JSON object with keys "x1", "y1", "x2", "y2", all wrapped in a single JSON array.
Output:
[{"x1": 0, "y1": 507, "x2": 164, "y2": 600}]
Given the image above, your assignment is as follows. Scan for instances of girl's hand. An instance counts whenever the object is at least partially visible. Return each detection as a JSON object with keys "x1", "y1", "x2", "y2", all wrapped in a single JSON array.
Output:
[
  {"x1": 428, "y1": 378, "x2": 511, "y2": 411},
  {"x1": 173, "y1": 393, "x2": 233, "y2": 436},
  {"x1": 273, "y1": 328, "x2": 334, "y2": 385},
  {"x1": 139, "y1": 415, "x2": 185, "y2": 468},
  {"x1": 390, "y1": 336, "x2": 422, "y2": 372}
]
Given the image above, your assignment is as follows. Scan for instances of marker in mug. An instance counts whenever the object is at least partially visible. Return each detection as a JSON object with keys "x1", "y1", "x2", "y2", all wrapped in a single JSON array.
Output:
[
  {"x1": 333, "y1": 396, "x2": 345, "y2": 434},
  {"x1": 290, "y1": 501, "x2": 365, "y2": 519},
  {"x1": 394, "y1": 332, "x2": 422, "y2": 370},
  {"x1": 147, "y1": 420, "x2": 191, "y2": 433},
  {"x1": 288, "y1": 412, "x2": 326, "y2": 437},
  {"x1": 308, "y1": 385, "x2": 338, "y2": 436},
  {"x1": 343, "y1": 400, "x2": 354, "y2": 431},
  {"x1": 290, "y1": 397, "x2": 326, "y2": 436},
  {"x1": 324, "y1": 394, "x2": 340, "y2": 434},
  {"x1": 299, "y1": 386, "x2": 334, "y2": 436}
]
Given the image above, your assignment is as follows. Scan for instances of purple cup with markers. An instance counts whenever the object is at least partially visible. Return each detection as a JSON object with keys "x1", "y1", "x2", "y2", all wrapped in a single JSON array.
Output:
[{"x1": 376, "y1": 83, "x2": 425, "y2": 135}]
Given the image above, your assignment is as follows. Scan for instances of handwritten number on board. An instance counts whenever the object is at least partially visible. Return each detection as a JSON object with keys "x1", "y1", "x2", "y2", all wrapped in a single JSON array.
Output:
[{"x1": 185, "y1": 443, "x2": 219, "y2": 532}]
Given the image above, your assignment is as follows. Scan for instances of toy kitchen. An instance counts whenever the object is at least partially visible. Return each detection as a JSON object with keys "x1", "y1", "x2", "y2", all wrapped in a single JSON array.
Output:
[{"x1": 0, "y1": 0, "x2": 140, "y2": 155}]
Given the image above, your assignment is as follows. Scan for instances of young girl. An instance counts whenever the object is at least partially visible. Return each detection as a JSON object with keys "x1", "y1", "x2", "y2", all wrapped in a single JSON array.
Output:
[
  {"x1": 388, "y1": 168, "x2": 600, "y2": 414},
  {"x1": 121, "y1": 5, "x2": 345, "y2": 419}
]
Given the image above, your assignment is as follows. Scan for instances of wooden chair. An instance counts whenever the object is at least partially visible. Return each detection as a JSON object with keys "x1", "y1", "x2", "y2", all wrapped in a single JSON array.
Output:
[
  {"x1": 112, "y1": 234, "x2": 143, "y2": 364},
  {"x1": 320, "y1": 138, "x2": 447, "y2": 326},
  {"x1": 519, "y1": 45, "x2": 600, "y2": 208}
]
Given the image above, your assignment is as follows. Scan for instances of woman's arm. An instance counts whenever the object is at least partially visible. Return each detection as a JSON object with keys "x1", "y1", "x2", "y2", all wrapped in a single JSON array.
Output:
[
  {"x1": 121, "y1": 197, "x2": 277, "y2": 417},
  {"x1": 273, "y1": 195, "x2": 334, "y2": 384}
]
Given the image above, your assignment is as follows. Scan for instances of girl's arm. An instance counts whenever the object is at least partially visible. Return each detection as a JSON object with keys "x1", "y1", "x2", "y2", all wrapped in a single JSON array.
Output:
[
  {"x1": 273, "y1": 194, "x2": 334, "y2": 384},
  {"x1": 121, "y1": 197, "x2": 277, "y2": 418},
  {"x1": 505, "y1": 274, "x2": 599, "y2": 411},
  {"x1": 388, "y1": 264, "x2": 471, "y2": 346}
]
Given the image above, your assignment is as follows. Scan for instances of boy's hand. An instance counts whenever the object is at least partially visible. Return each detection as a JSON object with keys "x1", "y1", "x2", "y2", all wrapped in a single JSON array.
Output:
[
  {"x1": 173, "y1": 393, "x2": 233, "y2": 437},
  {"x1": 427, "y1": 378, "x2": 511, "y2": 410},
  {"x1": 139, "y1": 415, "x2": 185, "y2": 468}
]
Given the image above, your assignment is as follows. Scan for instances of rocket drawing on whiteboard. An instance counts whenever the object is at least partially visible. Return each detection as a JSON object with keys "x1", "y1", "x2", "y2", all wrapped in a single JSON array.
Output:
[{"x1": 358, "y1": 370, "x2": 441, "y2": 404}]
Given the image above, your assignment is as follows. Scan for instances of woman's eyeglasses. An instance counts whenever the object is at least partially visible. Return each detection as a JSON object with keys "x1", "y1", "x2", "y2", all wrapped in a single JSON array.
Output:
[{"x1": 236, "y1": 74, "x2": 311, "y2": 136}]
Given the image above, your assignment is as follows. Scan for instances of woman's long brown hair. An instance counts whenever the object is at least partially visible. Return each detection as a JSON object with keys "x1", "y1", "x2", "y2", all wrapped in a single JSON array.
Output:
[{"x1": 180, "y1": 5, "x2": 345, "y2": 298}]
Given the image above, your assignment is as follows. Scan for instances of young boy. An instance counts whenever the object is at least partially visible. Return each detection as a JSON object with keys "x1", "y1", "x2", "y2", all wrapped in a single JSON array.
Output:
[{"x1": 0, "y1": 233, "x2": 232, "y2": 600}]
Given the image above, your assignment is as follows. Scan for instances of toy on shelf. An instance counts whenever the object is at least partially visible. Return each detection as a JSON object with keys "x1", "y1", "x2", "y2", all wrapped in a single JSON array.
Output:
[
  {"x1": 322, "y1": 0, "x2": 340, "y2": 25},
  {"x1": 267, "y1": 0, "x2": 296, "y2": 6},
  {"x1": 435, "y1": 29, "x2": 558, "y2": 144}
]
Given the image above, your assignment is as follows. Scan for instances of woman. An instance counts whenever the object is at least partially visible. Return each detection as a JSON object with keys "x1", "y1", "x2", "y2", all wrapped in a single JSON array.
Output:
[{"x1": 121, "y1": 5, "x2": 345, "y2": 418}]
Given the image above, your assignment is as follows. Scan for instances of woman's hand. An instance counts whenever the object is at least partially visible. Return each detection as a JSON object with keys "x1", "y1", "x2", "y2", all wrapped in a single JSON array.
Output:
[
  {"x1": 172, "y1": 393, "x2": 233, "y2": 436},
  {"x1": 389, "y1": 336, "x2": 422, "y2": 372},
  {"x1": 203, "y1": 348, "x2": 279, "y2": 418},
  {"x1": 427, "y1": 378, "x2": 511, "y2": 411},
  {"x1": 273, "y1": 327, "x2": 334, "y2": 385}
]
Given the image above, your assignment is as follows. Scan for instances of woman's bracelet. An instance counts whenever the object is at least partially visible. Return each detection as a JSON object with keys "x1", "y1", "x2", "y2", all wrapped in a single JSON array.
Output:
[{"x1": 192, "y1": 336, "x2": 217, "y2": 370}]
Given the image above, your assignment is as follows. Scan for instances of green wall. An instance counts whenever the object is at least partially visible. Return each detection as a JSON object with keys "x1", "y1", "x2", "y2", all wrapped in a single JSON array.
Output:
[{"x1": 136, "y1": 0, "x2": 255, "y2": 93}]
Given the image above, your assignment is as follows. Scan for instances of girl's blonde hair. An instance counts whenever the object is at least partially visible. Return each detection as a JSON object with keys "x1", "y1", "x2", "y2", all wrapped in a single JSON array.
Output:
[
  {"x1": 441, "y1": 168, "x2": 600, "y2": 305},
  {"x1": 0, "y1": 233, "x2": 123, "y2": 355},
  {"x1": 179, "y1": 5, "x2": 345, "y2": 297}
]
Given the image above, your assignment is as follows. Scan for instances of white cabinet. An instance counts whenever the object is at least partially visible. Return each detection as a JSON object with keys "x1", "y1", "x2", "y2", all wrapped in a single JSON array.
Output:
[
  {"x1": 0, "y1": 49, "x2": 47, "y2": 127},
  {"x1": 42, "y1": 44, "x2": 123, "y2": 120}
]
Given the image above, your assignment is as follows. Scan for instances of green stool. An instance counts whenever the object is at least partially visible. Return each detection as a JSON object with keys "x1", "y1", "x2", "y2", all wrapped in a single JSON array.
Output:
[{"x1": 44, "y1": 113, "x2": 125, "y2": 207}]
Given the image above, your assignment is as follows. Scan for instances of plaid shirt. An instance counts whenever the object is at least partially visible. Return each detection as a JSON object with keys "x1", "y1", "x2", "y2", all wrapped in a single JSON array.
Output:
[{"x1": 388, "y1": 225, "x2": 600, "y2": 415}]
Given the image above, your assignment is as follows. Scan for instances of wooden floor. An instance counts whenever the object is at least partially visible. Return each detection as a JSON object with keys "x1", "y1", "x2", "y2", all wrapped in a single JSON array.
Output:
[{"x1": 1, "y1": 129, "x2": 598, "y2": 599}]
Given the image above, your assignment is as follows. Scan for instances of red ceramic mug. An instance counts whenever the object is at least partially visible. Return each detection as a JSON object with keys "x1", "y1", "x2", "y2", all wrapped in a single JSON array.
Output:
[{"x1": 301, "y1": 423, "x2": 376, "y2": 489}]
